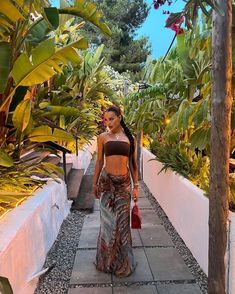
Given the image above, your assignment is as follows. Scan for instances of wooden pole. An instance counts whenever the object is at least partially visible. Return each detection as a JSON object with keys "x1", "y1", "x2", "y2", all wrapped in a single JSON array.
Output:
[
  {"x1": 208, "y1": 1, "x2": 232, "y2": 293},
  {"x1": 137, "y1": 128, "x2": 143, "y2": 180}
]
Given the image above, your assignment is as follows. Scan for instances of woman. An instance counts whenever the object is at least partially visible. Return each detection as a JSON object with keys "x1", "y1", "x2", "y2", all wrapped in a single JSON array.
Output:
[{"x1": 93, "y1": 105, "x2": 139, "y2": 277}]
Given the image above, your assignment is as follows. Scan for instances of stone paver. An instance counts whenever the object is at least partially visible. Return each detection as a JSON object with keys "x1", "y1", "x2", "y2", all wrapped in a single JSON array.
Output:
[
  {"x1": 68, "y1": 287, "x2": 112, "y2": 294},
  {"x1": 78, "y1": 227, "x2": 100, "y2": 248},
  {"x1": 157, "y1": 283, "x2": 203, "y2": 294},
  {"x1": 113, "y1": 285, "x2": 158, "y2": 294},
  {"x1": 83, "y1": 211, "x2": 100, "y2": 228},
  {"x1": 136, "y1": 197, "x2": 153, "y2": 209},
  {"x1": 140, "y1": 209, "x2": 162, "y2": 226},
  {"x1": 93, "y1": 199, "x2": 100, "y2": 211},
  {"x1": 73, "y1": 175, "x2": 94, "y2": 210},
  {"x1": 139, "y1": 226, "x2": 173, "y2": 247},
  {"x1": 112, "y1": 248, "x2": 153, "y2": 283},
  {"x1": 68, "y1": 165, "x2": 204, "y2": 294},
  {"x1": 131, "y1": 229, "x2": 142, "y2": 247},
  {"x1": 70, "y1": 250, "x2": 111, "y2": 284},
  {"x1": 138, "y1": 189, "x2": 146, "y2": 198},
  {"x1": 146, "y1": 247, "x2": 194, "y2": 281}
]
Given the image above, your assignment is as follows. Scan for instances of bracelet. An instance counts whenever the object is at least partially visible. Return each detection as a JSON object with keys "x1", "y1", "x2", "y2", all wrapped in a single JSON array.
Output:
[{"x1": 133, "y1": 183, "x2": 139, "y2": 187}]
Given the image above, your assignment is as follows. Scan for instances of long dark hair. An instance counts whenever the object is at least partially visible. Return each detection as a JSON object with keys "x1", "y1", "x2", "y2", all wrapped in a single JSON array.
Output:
[{"x1": 106, "y1": 105, "x2": 135, "y2": 159}]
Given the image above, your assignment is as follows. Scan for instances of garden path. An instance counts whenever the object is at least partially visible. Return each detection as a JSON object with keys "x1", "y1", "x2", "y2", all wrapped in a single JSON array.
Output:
[
  {"x1": 68, "y1": 164, "x2": 205, "y2": 294},
  {"x1": 35, "y1": 161, "x2": 207, "y2": 294}
]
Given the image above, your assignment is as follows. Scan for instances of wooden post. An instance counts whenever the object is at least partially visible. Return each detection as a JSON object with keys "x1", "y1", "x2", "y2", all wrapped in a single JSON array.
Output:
[
  {"x1": 137, "y1": 128, "x2": 143, "y2": 180},
  {"x1": 208, "y1": 1, "x2": 232, "y2": 293}
]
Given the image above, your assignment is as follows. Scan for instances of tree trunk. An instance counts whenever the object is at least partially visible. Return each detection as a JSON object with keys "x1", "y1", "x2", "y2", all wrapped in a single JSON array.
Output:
[
  {"x1": 136, "y1": 128, "x2": 143, "y2": 180},
  {"x1": 209, "y1": 1, "x2": 232, "y2": 293}
]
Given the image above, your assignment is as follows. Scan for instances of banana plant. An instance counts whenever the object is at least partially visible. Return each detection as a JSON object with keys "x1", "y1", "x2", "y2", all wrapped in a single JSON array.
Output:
[
  {"x1": 0, "y1": 0, "x2": 111, "y2": 146},
  {"x1": 36, "y1": 44, "x2": 117, "y2": 150},
  {"x1": 0, "y1": 0, "x2": 112, "y2": 216}
]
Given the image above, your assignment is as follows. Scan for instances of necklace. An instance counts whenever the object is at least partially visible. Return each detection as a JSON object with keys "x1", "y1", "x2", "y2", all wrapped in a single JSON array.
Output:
[
  {"x1": 114, "y1": 133, "x2": 120, "y2": 140},
  {"x1": 112, "y1": 131, "x2": 122, "y2": 140}
]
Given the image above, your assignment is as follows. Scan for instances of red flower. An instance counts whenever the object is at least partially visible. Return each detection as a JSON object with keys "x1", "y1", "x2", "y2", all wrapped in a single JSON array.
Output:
[
  {"x1": 153, "y1": 2, "x2": 159, "y2": 9},
  {"x1": 153, "y1": 0, "x2": 172, "y2": 10},
  {"x1": 166, "y1": 14, "x2": 184, "y2": 35}
]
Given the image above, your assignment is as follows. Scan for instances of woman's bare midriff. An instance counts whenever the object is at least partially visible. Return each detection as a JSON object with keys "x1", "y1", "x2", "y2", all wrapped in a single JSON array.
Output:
[{"x1": 104, "y1": 155, "x2": 129, "y2": 175}]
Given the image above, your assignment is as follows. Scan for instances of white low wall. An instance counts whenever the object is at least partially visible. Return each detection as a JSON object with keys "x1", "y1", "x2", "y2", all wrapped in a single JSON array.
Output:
[
  {"x1": 0, "y1": 180, "x2": 71, "y2": 294},
  {"x1": 0, "y1": 142, "x2": 96, "y2": 294},
  {"x1": 229, "y1": 212, "x2": 235, "y2": 293},
  {"x1": 143, "y1": 148, "x2": 235, "y2": 294},
  {"x1": 63, "y1": 139, "x2": 97, "y2": 171}
]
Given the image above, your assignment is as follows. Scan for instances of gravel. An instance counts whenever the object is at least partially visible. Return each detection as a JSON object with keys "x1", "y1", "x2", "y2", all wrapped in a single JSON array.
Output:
[{"x1": 34, "y1": 210, "x2": 87, "y2": 294}]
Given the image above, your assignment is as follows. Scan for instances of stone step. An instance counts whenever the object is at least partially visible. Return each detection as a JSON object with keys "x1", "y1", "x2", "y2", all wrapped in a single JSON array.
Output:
[
  {"x1": 67, "y1": 169, "x2": 84, "y2": 200},
  {"x1": 71, "y1": 175, "x2": 94, "y2": 211},
  {"x1": 43, "y1": 154, "x2": 61, "y2": 165},
  {"x1": 58, "y1": 162, "x2": 73, "y2": 180}
]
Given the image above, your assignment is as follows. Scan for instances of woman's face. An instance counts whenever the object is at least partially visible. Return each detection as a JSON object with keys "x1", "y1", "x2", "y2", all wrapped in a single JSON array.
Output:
[{"x1": 104, "y1": 111, "x2": 121, "y2": 132}]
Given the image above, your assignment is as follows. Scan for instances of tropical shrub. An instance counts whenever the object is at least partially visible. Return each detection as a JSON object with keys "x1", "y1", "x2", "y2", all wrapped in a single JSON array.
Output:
[
  {"x1": 0, "y1": 0, "x2": 111, "y2": 218},
  {"x1": 125, "y1": 17, "x2": 212, "y2": 197}
]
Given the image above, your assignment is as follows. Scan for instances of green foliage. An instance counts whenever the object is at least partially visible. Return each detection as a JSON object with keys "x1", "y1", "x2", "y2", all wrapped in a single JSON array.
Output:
[
  {"x1": 12, "y1": 37, "x2": 88, "y2": 87},
  {"x1": 229, "y1": 174, "x2": 235, "y2": 209},
  {"x1": 0, "y1": 149, "x2": 13, "y2": 167},
  {"x1": 28, "y1": 126, "x2": 74, "y2": 142},
  {"x1": 12, "y1": 99, "x2": 32, "y2": 132},
  {"x1": 0, "y1": 42, "x2": 11, "y2": 93},
  {"x1": 125, "y1": 16, "x2": 212, "y2": 195},
  {"x1": 59, "y1": 0, "x2": 112, "y2": 36},
  {"x1": 166, "y1": 0, "x2": 223, "y2": 30},
  {"x1": 81, "y1": 0, "x2": 150, "y2": 75},
  {"x1": 0, "y1": 0, "x2": 113, "y2": 219},
  {"x1": 0, "y1": 159, "x2": 63, "y2": 218},
  {"x1": 150, "y1": 141, "x2": 209, "y2": 193}
]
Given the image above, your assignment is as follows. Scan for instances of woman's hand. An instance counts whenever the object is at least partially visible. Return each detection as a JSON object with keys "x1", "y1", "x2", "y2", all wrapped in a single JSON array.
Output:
[
  {"x1": 132, "y1": 186, "x2": 139, "y2": 202},
  {"x1": 93, "y1": 184, "x2": 99, "y2": 199}
]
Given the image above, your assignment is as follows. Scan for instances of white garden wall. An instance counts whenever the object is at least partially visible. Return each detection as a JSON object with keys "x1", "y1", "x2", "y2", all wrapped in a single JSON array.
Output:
[
  {"x1": 0, "y1": 179, "x2": 70, "y2": 294},
  {"x1": 228, "y1": 212, "x2": 235, "y2": 293},
  {"x1": 0, "y1": 143, "x2": 96, "y2": 294},
  {"x1": 143, "y1": 148, "x2": 235, "y2": 294},
  {"x1": 62, "y1": 139, "x2": 97, "y2": 172}
]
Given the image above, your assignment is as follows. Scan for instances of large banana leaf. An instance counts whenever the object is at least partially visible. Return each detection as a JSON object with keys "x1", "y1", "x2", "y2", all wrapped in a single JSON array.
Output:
[
  {"x1": 0, "y1": 149, "x2": 13, "y2": 167},
  {"x1": 59, "y1": 0, "x2": 112, "y2": 36},
  {"x1": 17, "y1": 0, "x2": 50, "y2": 15},
  {"x1": 25, "y1": 7, "x2": 60, "y2": 47},
  {"x1": 44, "y1": 7, "x2": 59, "y2": 29},
  {"x1": 25, "y1": 19, "x2": 52, "y2": 46},
  {"x1": 28, "y1": 125, "x2": 74, "y2": 142},
  {"x1": 26, "y1": 0, "x2": 111, "y2": 47},
  {"x1": 12, "y1": 99, "x2": 31, "y2": 132},
  {"x1": 189, "y1": 127, "x2": 211, "y2": 150},
  {"x1": 0, "y1": 0, "x2": 25, "y2": 23},
  {"x1": 0, "y1": 42, "x2": 11, "y2": 93},
  {"x1": 11, "y1": 37, "x2": 88, "y2": 87},
  {"x1": 41, "y1": 104, "x2": 82, "y2": 117}
]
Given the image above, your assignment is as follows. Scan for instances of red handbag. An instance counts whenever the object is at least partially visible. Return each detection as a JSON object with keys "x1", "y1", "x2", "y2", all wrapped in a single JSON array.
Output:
[{"x1": 131, "y1": 203, "x2": 142, "y2": 229}]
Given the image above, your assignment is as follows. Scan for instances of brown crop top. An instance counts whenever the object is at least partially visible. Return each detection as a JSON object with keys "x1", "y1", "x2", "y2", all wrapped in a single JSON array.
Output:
[{"x1": 104, "y1": 141, "x2": 130, "y2": 157}]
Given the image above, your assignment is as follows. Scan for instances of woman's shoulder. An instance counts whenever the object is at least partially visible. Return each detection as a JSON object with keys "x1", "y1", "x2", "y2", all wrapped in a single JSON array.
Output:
[{"x1": 97, "y1": 132, "x2": 109, "y2": 142}]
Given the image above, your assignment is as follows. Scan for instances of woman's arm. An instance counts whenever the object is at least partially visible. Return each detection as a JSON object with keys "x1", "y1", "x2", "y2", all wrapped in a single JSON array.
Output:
[
  {"x1": 93, "y1": 134, "x2": 104, "y2": 198},
  {"x1": 129, "y1": 138, "x2": 139, "y2": 202}
]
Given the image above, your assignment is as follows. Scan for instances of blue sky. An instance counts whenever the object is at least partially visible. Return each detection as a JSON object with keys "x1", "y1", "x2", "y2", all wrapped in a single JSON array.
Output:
[
  {"x1": 137, "y1": 0, "x2": 185, "y2": 58},
  {"x1": 51, "y1": 0, "x2": 185, "y2": 58}
]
